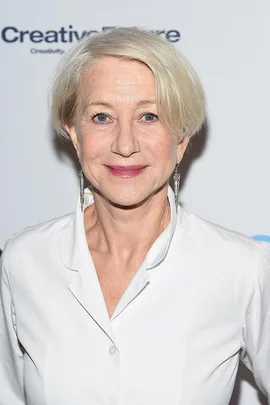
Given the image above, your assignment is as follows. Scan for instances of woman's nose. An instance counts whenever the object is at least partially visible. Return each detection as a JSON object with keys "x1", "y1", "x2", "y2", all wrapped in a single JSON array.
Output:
[{"x1": 110, "y1": 122, "x2": 140, "y2": 157}]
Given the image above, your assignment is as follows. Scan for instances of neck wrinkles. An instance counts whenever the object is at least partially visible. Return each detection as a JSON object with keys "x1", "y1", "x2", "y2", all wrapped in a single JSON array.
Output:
[{"x1": 84, "y1": 186, "x2": 171, "y2": 256}]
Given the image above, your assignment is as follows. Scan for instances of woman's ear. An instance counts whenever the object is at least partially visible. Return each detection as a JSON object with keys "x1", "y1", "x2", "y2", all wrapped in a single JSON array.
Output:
[
  {"x1": 177, "y1": 137, "x2": 189, "y2": 163},
  {"x1": 65, "y1": 125, "x2": 81, "y2": 158}
]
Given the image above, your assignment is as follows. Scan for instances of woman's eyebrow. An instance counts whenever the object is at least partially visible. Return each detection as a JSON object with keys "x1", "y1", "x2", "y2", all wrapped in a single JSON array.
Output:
[
  {"x1": 87, "y1": 101, "x2": 114, "y2": 108},
  {"x1": 86, "y1": 99, "x2": 156, "y2": 108},
  {"x1": 136, "y1": 100, "x2": 156, "y2": 106}
]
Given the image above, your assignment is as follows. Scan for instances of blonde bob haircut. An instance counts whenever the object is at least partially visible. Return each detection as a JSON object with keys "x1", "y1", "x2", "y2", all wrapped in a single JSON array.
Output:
[{"x1": 51, "y1": 27, "x2": 206, "y2": 142}]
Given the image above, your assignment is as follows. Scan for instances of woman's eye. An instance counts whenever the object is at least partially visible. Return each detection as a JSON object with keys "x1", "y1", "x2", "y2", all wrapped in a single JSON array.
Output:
[
  {"x1": 92, "y1": 113, "x2": 110, "y2": 124},
  {"x1": 141, "y1": 113, "x2": 158, "y2": 122}
]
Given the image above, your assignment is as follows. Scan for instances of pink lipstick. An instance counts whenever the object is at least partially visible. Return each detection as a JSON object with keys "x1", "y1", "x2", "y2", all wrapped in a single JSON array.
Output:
[{"x1": 105, "y1": 165, "x2": 147, "y2": 178}]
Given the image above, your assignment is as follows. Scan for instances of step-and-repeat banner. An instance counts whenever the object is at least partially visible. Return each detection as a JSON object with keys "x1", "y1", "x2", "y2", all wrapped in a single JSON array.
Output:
[{"x1": 1, "y1": 0, "x2": 269, "y2": 404}]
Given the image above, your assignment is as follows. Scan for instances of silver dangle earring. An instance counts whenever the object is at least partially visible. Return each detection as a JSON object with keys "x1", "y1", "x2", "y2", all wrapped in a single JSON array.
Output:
[
  {"x1": 173, "y1": 164, "x2": 181, "y2": 212},
  {"x1": 79, "y1": 170, "x2": 84, "y2": 212}
]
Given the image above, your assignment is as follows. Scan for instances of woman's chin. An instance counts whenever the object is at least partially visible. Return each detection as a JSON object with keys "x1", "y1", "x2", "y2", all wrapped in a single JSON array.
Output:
[
  {"x1": 105, "y1": 194, "x2": 149, "y2": 209},
  {"x1": 93, "y1": 186, "x2": 154, "y2": 209},
  {"x1": 91, "y1": 181, "x2": 168, "y2": 209}
]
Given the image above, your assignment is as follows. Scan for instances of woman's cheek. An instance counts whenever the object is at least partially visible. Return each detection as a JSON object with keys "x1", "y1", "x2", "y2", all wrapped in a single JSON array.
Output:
[{"x1": 153, "y1": 136, "x2": 177, "y2": 159}]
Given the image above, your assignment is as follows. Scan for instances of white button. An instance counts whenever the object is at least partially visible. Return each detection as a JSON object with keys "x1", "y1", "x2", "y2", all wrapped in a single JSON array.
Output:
[{"x1": 108, "y1": 345, "x2": 117, "y2": 356}]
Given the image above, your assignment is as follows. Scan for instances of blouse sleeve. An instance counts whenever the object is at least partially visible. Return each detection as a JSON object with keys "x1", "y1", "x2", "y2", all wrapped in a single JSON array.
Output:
[
  {"x1": 241, "y1": 243, "x2": 270, "y2": 403},
  {"x1": 0, "y1": 250, "x2": 25, "y2": 404}
]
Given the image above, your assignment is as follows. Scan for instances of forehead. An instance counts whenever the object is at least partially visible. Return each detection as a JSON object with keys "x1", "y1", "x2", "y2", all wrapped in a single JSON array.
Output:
[{"x1": 79, "y1": 57, "x2": 156, "y2": 103}]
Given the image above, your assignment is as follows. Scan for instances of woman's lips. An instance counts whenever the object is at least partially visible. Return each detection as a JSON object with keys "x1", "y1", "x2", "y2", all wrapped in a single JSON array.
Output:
[{"x1": 105, "y1": 165, "x2": 147, "y2": 178}]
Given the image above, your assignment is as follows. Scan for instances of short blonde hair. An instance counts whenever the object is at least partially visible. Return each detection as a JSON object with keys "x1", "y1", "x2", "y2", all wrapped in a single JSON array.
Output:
[{"x1": 51, "y1": 27, "x2": 205, "y2": 141}]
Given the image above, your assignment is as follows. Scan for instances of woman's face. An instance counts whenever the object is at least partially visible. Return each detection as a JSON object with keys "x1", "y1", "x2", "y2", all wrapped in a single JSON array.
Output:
[{"x1": 67, "y1": 57, "x2": 188, "y2": 207}]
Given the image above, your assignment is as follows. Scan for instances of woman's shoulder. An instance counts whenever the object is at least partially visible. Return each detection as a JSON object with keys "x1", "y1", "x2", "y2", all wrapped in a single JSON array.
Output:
[
  {"x1": 179, "y1": 208, "x2": 270, "y2": 263},
  {"x1": 176, "y1": 209, "x2": 270, "y2": 291},
  {"x1": 1, "y1": 212, "x2": 74, "y2": 271}
]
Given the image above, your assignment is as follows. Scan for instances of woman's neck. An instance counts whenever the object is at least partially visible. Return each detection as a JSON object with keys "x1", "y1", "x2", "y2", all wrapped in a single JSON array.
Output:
[{"x1": 84, "y1": 186, "x2": 171, "y2": 259}]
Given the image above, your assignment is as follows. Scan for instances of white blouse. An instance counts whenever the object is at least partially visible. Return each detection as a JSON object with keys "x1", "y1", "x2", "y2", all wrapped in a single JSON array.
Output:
[{"x1": 0, "y1": 187, "x2": 269, "y2": 405}]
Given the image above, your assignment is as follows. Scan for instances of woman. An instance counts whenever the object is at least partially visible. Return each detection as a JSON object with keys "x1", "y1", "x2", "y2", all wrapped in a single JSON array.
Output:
[{"x1": 0, "y1": 27, "x2": 269, "y2": 405}]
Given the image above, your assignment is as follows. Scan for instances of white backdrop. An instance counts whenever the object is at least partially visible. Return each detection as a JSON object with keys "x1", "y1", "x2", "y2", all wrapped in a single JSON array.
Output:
[{"x1": 1, "y1": 1, "x2": 269, "y2": 404}]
